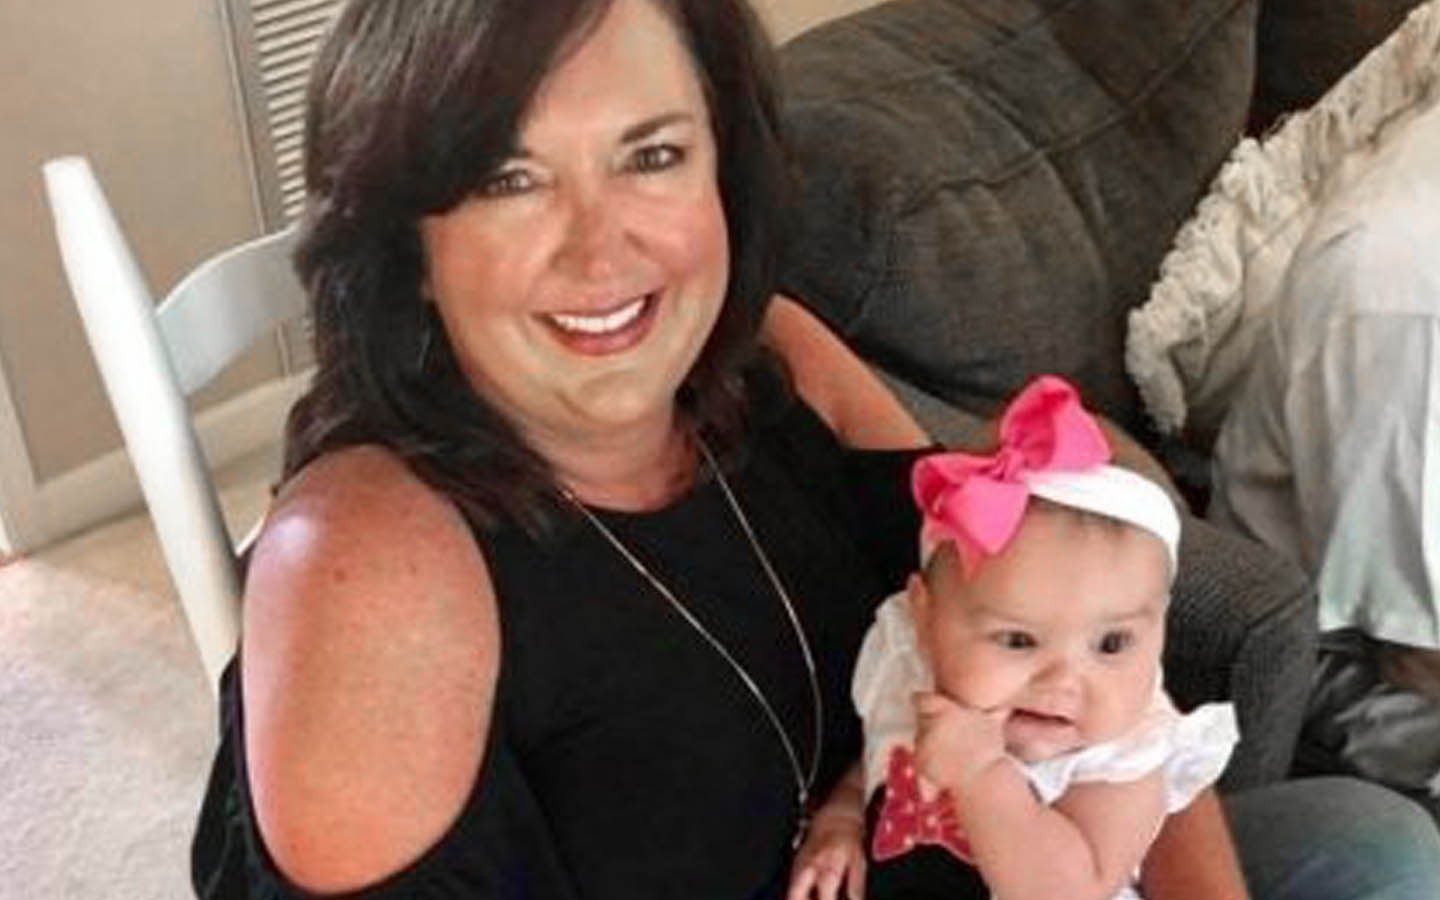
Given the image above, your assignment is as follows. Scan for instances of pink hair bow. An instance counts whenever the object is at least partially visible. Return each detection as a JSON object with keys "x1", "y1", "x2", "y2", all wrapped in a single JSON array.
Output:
[{"x1": 912, "y1": 375, "x2": 1110, "y2": 561}]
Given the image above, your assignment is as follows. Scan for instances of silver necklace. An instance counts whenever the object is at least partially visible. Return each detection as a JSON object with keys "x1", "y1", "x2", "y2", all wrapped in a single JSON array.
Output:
[{"x1": 561, "y1": 437, "x2": 823, "y2": 849}]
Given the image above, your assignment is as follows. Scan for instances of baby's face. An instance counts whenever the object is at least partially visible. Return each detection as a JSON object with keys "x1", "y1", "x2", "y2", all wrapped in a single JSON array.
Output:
[{"x1": 912, "y1": 509, "x2": 1170, "y2": 762}]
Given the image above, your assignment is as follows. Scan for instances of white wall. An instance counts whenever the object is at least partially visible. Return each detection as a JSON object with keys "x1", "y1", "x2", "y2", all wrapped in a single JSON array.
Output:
[{"x1": 752, "y1": 0, "x2": 885, "y2": 42}]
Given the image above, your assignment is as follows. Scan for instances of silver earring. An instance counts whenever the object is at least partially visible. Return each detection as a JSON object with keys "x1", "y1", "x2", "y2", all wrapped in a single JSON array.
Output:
[{"x1": 414, "y1": 317, "x2": 436, "y2": 372}]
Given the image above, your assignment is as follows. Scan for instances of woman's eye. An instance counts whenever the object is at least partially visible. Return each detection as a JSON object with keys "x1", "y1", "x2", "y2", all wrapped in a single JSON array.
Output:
[
  {"x1": 629, "y1": 144, "x2": 685, "y2": 173},
  {"x1": 995, "y1": 631, "x2": 1036, "y2": 650},
  {"x1": 1097, "y1": 631, "x2": 1133, "y2": 655},
  {"x1": 476, "y1": 168, "x2": 535, "y2": 198}
]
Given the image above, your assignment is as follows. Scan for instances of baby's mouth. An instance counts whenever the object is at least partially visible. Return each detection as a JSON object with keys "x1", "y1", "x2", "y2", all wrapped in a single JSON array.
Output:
[{"x1": 1010, "y1": 708, "x2": 1075, "y2": 727}]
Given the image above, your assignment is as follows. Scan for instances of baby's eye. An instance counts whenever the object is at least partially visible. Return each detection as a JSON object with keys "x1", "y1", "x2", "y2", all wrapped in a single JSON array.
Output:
[
  {"x1": 476, "y1": 167, "x2": 536, "y2": 198},
  {"x1": 993, "y1": 631, "x2": 1037, "y2": 650},
  {"x1": 629, "y1": 143, "x2": 685, "y2": 173},
  {"x1": 1097, "y1": 630, "x2": 1133, "y2": 655}
]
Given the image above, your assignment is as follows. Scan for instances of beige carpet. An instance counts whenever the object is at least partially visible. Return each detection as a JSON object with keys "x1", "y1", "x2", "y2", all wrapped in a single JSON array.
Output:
[{"x1": 0, "y1": 452, "x2": 275, "y2": 899}]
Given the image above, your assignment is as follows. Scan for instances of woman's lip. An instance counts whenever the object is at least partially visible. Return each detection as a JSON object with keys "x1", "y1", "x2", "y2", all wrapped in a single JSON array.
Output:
[{"x1": 539, "y1": 292, "x2": 659, "y2": 355}]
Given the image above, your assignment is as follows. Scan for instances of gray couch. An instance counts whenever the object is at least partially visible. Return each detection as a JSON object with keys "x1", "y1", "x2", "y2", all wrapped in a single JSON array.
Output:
[{"x1": 773, "y1": 0, "x2": 1425, "y2": 790}]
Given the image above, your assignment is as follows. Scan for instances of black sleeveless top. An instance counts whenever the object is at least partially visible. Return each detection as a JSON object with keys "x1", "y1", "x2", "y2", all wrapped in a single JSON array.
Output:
[{"x1": 192, "y1": 374, "x2": 923, "y2": 899}]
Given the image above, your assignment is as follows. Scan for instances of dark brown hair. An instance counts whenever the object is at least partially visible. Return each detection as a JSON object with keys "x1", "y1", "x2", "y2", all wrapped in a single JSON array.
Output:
[{"x1": 284, "y1": 0, "x2": 791, "y2": 533}]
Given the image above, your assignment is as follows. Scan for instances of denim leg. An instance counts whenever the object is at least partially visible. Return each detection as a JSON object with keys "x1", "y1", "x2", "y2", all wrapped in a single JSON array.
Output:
[{"x1": 1225, "y1": 777, "x2": 1440, "y2": 900}]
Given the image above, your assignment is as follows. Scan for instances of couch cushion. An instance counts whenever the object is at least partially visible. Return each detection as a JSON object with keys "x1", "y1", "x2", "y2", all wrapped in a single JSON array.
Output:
[{"x1": 776, "y1": 0, "x2": 1257, "y2": 431}]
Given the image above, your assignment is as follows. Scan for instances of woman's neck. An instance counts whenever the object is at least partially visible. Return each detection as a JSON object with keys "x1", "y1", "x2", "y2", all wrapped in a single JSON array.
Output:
[{"x1": 539, "y1": 414, "x2": 698, "y2": 512}]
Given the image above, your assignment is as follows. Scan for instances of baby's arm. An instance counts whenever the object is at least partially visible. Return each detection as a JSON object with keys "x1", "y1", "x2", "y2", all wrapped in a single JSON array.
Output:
[
  {"x1": 961, "y1": 765, "x2": 1166, "y2": 900},
  {"x1": 914, "y1": 692, "x2": 1167, "y2": 900}
]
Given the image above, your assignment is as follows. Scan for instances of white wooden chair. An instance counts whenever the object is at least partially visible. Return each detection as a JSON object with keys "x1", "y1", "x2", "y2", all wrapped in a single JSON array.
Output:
[{"x1": 42, "y1": 155, "x2": 306, "y2": 691}]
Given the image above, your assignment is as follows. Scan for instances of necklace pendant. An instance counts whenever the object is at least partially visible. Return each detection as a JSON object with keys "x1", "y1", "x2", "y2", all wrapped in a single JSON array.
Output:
[
  {"x1": 791, "y1": 790, "x2": 811, "y2": 850},
  {"x1": 791, "y1": 814, "x2": 810, "y2": 851}
]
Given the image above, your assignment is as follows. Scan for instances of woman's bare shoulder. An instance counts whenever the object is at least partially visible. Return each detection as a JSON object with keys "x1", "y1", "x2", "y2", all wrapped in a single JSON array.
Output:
[{"x1": 241, "y1": 445, "x2": 500, "y2": 893}]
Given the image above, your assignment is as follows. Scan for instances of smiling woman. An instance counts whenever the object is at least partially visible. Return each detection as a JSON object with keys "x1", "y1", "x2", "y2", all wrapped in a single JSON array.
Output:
[{"x1": 193, "y1": 0, "x2": 930, "y2": 897}]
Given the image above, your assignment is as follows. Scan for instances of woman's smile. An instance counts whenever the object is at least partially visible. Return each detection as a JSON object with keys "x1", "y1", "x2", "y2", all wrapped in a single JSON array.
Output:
[{"x1": 541, "y1": 291, "x2": 660, "y2": 355}]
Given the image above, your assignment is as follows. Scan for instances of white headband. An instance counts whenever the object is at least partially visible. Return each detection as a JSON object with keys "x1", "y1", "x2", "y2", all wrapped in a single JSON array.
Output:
[{"x1": 1022, "y1": 464, "x2": 1181, "y2": 579}]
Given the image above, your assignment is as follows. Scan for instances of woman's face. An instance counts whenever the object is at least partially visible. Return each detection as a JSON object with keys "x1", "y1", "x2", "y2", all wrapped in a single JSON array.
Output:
[{"x1": 419, "y1": 0, "x2": 729, "y2": 455}]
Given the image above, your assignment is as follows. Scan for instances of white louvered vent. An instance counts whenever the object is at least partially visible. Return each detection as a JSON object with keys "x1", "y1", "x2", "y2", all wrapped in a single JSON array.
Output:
[
  {"x1": 222, "y1": 0, "x2": 339, "y2": 371},
  {"x1": 226, "y1": 0, "x2": 341, "y2": 227},
  {"x1": 253, "y1": 0, "x2": 340, "y2": 220}
]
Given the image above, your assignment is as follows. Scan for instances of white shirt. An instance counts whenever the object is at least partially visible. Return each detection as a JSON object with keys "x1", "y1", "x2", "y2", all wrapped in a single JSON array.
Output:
[{"x1": 1210, "y1": 97, "x2": 1440, "y2": 649}]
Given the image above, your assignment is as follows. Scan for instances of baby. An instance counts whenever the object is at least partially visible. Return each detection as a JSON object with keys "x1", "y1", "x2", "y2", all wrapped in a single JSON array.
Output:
[{"x1": 856, "y1": 376, "x2": 1238, "y2": 900}]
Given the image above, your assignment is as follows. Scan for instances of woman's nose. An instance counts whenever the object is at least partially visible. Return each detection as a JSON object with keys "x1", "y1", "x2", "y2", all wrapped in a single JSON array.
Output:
[{"x1": 556, "y1": 189, "x2": 626, "y2": 281}]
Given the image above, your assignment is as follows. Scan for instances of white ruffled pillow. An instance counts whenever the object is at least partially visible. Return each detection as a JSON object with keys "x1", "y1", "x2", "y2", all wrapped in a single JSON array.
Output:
[{"x1": 1125, "y1": 0, "x2": 1440, "y2": 443}]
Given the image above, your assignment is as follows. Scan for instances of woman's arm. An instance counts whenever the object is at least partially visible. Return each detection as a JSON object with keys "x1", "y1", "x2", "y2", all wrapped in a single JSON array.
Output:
[
  {"x1": 762, "y1": 295, "x2": 930, "y2": 450},
  {"x1": 762, "y1": 297, "x2": 1181, "y2": 503},
  {"x1": 242, "y1": 446, "x2": 500, "y2": 893},
  {"x1": 1140, "y1": 789, "x2": 1250, "y2": 900}
]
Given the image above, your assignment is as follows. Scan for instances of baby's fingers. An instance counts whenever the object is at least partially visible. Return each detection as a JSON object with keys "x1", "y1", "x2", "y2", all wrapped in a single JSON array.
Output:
[{"x1": 913, "y1": 691, "x2": 956, "y2": 720}]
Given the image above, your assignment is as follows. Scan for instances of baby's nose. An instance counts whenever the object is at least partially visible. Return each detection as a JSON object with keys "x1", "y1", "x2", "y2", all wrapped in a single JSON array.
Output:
[{"x1": 1034, "y1": 653, "x2": 1084, "y2": 695}]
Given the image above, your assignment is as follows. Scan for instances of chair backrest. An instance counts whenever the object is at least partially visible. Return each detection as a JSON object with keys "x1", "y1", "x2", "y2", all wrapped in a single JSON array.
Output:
[{"x1": 42, "y1": 155, "x2": 305, "y2": 691}]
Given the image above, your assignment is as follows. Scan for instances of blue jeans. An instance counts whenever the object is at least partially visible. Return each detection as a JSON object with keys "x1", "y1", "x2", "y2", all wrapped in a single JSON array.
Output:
[{"x1": 1227, "y1": 777, "x2": 1440, "y2": 899}]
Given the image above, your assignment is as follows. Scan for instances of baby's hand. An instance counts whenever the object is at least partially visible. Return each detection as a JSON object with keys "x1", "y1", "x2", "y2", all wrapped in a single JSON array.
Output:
[
  {"x1": 913, "y1": 691, "x2": 1008, "y2": 795},
  {"x1": 787, "y1": 807, "x2": 867, "y2": 900}
]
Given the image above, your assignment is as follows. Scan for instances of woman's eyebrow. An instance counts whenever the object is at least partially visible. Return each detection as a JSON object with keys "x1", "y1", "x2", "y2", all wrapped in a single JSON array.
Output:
[{"x1": 620, "y1": 111, "x2": 693, "y2": 143}]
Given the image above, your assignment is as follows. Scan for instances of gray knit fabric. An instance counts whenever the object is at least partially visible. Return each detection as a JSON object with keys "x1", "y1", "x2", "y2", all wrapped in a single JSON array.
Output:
[{"x1": 776, "y1": 0, "x2": 1259, "y2": 433}]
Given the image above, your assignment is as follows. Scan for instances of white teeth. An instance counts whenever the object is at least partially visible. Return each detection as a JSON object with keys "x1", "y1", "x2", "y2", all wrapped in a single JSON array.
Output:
[{"x1": 548, "y1": 296, "x2": 648, "y2": 335}]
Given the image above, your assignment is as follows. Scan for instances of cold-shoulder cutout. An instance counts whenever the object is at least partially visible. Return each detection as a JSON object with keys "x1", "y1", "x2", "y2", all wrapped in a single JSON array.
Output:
[{"x1": 240, "y1": 446, "x2": 500, "y2": 894}]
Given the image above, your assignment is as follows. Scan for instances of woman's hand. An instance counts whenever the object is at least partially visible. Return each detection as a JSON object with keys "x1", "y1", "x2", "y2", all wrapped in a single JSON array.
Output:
[
  {"x1": 789, "y1": 761, "x2": 868, "y2": 900},
  {"x1": 787, "y1": 805, "x2": 867, "y2": 900},
  {"x1": 912, "y1": 691, "x2": 1008, "y2": 796}
]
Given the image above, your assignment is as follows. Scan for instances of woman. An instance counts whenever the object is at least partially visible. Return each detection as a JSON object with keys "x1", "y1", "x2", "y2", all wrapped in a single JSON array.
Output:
[{"x1": 192, "y1": 0, "x2": 1440, "y2": 897}]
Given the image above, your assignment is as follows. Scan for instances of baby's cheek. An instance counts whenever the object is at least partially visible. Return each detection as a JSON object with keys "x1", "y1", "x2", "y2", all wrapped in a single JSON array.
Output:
[
  {"x1": 1108, "y1": 671, "x2": 1155, "y2": 726},
  {"x1": 936, "y1": 656, "x2": 1008, "y2": 708}
]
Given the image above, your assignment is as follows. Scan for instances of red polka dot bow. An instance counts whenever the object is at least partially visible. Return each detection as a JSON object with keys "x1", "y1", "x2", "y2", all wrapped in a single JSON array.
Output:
[
  {"x1": 871, "y1": 745, "x2": 974, "y2": 862},
  {"x1": 912, "y1": 375, "x2": 1110, "y2": 562}
]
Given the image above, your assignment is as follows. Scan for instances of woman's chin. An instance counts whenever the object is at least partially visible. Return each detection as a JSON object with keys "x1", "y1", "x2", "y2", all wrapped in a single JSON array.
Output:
[{"x1": 564, "y1": 376, "x2": 680, "y2": 434}]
